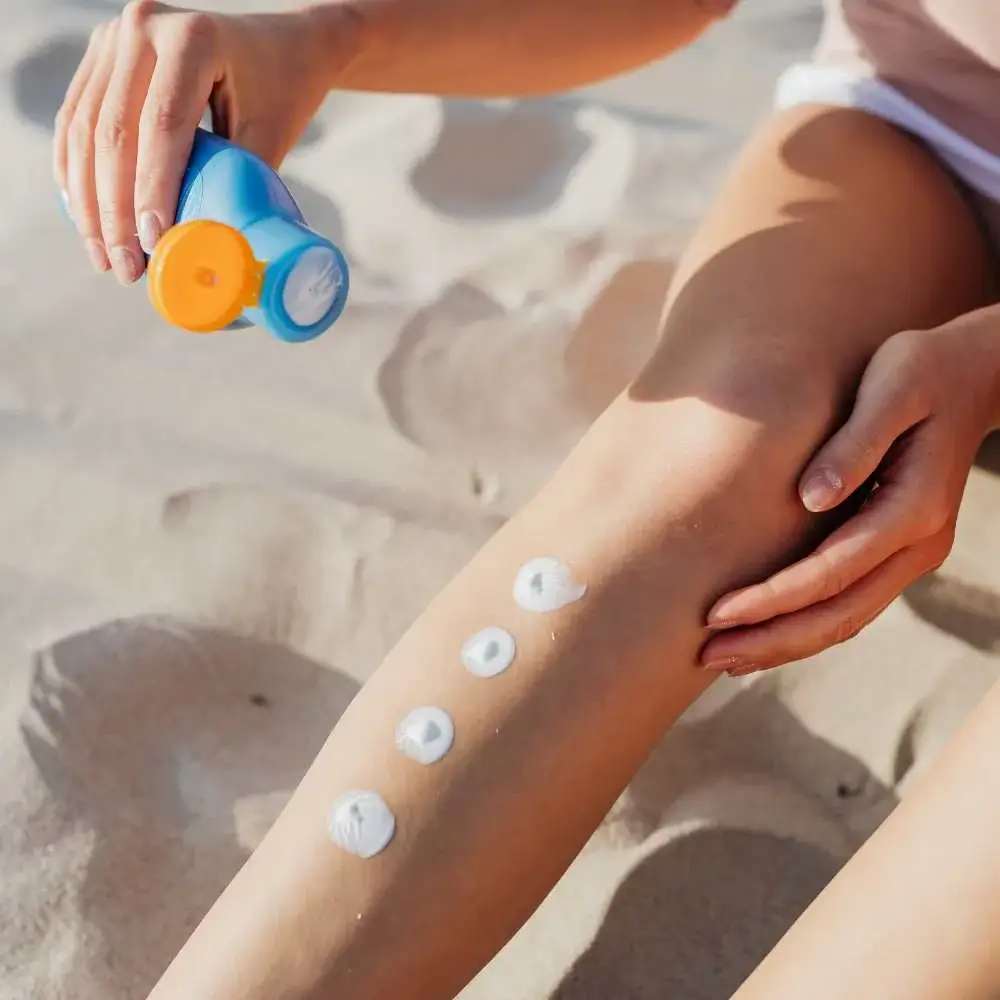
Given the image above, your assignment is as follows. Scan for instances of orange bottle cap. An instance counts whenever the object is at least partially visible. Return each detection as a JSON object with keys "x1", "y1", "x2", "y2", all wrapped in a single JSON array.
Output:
[{"x1": 147, "y1": 220, "x2": 264, "y2": 333}]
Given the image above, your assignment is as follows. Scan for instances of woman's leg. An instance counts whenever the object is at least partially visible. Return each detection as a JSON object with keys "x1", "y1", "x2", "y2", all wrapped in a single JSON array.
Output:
[
  {"x1": 735, "y1": 676, "x2": 1000, "y2": 1000},
  {"x1": 147, "y1": 105, "x2": 993, "y2": 1000}
]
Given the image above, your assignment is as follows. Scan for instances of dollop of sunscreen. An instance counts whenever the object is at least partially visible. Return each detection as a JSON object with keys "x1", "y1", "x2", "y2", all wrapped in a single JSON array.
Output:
[
  {"x1": 513, "y1": 557, "x2": 587, "y2": 613},
  {"x1": 282, "y1": 246, "x2": 342, "y2": 328},
  {"x1": 396, "y1": 706, "x2": 455, "y2": 765},
  {"x1": 328, "y1": 790, "x2": 396, "y2": 859},
  {"x1": 461, "y1": 626, "x2": 516, "y2": 678}
]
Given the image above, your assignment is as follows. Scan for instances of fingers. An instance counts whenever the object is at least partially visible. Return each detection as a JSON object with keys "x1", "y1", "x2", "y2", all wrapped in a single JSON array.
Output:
[
  {"x1": 134, "y1": 16, "x2": 219, "y2": 254},
  {"x1": 798, "y1": 337, "x2": 929, "y2": 513},
  {"x1": 54, "y1": 26, "x2": 104, "y2": 195},
  {"x1": 94, "y1": 9, "x2": 156, "y2": 283},
  {"x1": 701, "y1": 530, "x2": 952, "y2": 674},
  {"x1": 64, "y1": 27, "x2": 117, "y2": 273},
  {"x1": 55, "y1": 2, "x2": 222, "y2": 279},
  {"x1": 708, "y1": 440, "x2": 947, "y2": 628}
]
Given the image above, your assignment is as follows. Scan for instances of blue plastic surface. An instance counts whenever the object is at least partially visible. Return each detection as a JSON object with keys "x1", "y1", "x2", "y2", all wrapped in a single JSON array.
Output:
[
  {"x1": 173, "y1": 129, "x2": 349, "y2": 341},
  {"x1": 63, "y1": 128, "x2": 350, "y2": 342}
]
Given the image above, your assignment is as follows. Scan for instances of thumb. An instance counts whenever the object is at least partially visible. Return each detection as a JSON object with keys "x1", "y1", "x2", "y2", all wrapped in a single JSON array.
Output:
[{"x1": 799, "y1": 348, "x2": 927, "y2": 512}]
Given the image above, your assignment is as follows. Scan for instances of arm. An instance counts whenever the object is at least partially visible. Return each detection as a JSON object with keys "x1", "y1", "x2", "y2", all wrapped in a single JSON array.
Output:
[
  {"x1": 56, "y1": 0, "x2": 732, "y2": 284},
  {"x1": 734, "y1": 676, "x2": 1000, "y2": 1000},
  {"x1": 316, "y1": 0, "x2": 737, "y2": 97}
]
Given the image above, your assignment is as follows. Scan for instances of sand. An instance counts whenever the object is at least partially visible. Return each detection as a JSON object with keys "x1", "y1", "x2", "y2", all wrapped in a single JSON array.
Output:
[{"x1": 2, "y1": 0, "x2": 1000, "y2": 997}]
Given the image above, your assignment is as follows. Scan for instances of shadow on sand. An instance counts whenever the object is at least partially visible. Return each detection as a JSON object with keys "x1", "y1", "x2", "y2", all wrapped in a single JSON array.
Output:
[
  {"x1": 20, "y1": 617, "x2": 359, "y2": 998},
  {"x1": 550, "y1": 686, "x2": 898, "y2": 999}
]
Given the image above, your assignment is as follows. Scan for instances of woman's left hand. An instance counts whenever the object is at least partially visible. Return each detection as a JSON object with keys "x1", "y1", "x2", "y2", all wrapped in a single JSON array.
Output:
[{"x1": 701, "y1": 309, "x2": 1000, "y2": 677}]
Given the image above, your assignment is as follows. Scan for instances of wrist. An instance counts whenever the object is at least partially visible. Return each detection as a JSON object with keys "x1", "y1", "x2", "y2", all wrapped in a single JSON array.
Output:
[
  {"x1": 971, "y1": 306, "x2": 1000, "y2": 430},
  {"x1": 294, "y1": 1, "x2": 368, "y2": 93}
]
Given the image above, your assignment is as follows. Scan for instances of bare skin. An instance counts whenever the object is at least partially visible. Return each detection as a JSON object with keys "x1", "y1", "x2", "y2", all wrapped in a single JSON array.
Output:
[
  {"x1": 145, "y1": 104, "x2": 995, "y2": 1000},
  {"x1": 735, "y1": 675, "x2": 1000, "y2": 1000},
  {"x1": 55, "y1": 0, "x2": 731, "y2": 282}
]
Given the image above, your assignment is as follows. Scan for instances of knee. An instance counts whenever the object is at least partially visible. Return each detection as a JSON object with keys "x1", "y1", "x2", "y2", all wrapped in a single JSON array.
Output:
[{"x1": 633, "y1": 327, "x2": 850, "y2": 485}]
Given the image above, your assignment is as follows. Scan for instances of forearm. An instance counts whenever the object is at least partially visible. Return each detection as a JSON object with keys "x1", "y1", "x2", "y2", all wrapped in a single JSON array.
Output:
[
  {"x1": 734, "y1": 677, "x2": 1000, "y2": 1000},
  {"x1": 146, "y1": 388, "x2": 819, "y2": 1000},
  {"x1": 306, "y1": 0, "x2": 736, "y2": 97}
]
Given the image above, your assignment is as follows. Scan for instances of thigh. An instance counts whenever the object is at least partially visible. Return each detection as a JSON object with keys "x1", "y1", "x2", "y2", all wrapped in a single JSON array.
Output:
[
  {"x1": 560, "y1": 102, "x2": 994, "y2": 647},
  {"x1": 638, "y1": 102, "x2": 993, "y2": 417}
]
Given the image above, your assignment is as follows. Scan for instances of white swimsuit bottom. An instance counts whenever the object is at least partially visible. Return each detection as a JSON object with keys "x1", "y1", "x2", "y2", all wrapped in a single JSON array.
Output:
[{"x1": 776, "y1": 63, "x2": 1000, "y2": 204}]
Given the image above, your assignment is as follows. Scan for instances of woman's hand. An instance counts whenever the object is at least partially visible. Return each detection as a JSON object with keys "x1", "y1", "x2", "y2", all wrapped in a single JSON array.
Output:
[
  {"x1": 701, "y1": 309, "x2": 1000, "y2": 676},
  {"x1": 54, "y1": 0, "x2": 348, "y2": 285}
]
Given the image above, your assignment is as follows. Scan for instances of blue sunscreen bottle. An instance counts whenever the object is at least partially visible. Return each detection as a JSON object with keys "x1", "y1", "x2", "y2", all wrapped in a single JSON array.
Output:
[{"x1": 66, "y1": 128, "x2": 350, "y2": 343}]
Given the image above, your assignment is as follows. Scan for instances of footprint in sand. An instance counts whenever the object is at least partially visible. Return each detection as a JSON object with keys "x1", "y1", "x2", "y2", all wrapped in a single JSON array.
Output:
[
  {"x1": 409, "y1": 100, "x2": 592, "y2": 220},
  {"x1": 483, "y1": 686, "x2": 896, "y2": 1000},
  {"x1": 10, "y1": 31, "x2": 328, "y2": 157},
  {"x1": 376, "y1": 281, "x2": 590, "y2": 487},
  {"x1": 378, "y1": 257, "x2": 675, "y2": 484},
  {"x1": 903, "y1": 572, "x2": 1000, "y2": 653},
  {"x1": 10, "y1": 33, "x2": 85, "y2": 130},
  {"x1": 16, "y1": 620, "x2": 359, "y2": 998}
]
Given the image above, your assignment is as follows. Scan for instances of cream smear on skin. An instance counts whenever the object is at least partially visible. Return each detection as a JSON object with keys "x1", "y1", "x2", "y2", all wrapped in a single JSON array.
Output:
[
  {"x1": 513, "y1": 557, "x2": 587, "y2": 613},
  {"x1": 327, "y1": 558, "x2": 586, "y2": 855},
  {"x1": 328, "y1": 790, "x2": 396, "y2": 859},
  {"x1": 461, "y1": 626, "x2": 517, "y2": 678},
  {"x1": 396, "y1": 706, "x2": 455, "y2": 764}
]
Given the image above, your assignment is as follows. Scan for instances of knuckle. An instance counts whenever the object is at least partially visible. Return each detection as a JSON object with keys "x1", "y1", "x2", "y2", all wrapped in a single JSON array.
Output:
[
  {"x1": 95, "y1": 111, "x2": 132, "y2": 154},
  {"x1": 844, "y1": 438, "x2": 880, "y2": 478},
  {"x1": 752, "y1": 576, "x2": 780, "y2": 609},
  {"x1": 147, "y1": 97, "x2": 187, "y2": 136},
  {"x1": 928, "y1": 529, "x2": 955, "y2": 570},
  {"x1": 174, "y1": 10, "x2": 218, "y2": 54},
  {"x1": 97, "y1": 203, "x2": 122, "y2": 239},
  {"x1": 883, "y1": 335, "x2": 933, "y2": 407},
  {"x1": 121, "y1": 0, "x2": 158, "y2": 31},
  {"x1": 813, "y1": 548, "x2": 848, "y2": 602},
  {"x1": 67, "y1": 114, "x2": 95, "y2": 155},
  {"x1": 914, "y1": 499, "x2": 951, "y2": 537},
  {"x1": 832, "y1": 615, "x2": 866, "y2": 646}
]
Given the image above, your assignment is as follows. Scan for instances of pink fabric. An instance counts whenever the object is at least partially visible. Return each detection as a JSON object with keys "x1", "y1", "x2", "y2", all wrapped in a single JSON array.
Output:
[{"x1": 816, "y1": 1, "x2": 1000, "y2": 156}]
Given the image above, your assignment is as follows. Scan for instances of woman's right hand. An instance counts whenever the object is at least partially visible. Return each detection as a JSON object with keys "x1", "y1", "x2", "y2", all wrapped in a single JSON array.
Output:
[{"x1": 54, "y1": 0, "x2": 344, "y2": 285}]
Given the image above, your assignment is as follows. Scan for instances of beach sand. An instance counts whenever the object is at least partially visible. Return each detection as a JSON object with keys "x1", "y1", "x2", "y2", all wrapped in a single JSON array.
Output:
[{"x1": 2, "y1": 1, "x2": 1000, "y2": 996}]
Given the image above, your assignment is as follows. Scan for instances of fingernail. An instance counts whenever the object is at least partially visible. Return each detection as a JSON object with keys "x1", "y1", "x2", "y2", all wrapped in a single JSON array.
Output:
[
  {"x1": 138, "y1": 211, "x2": 163, "y2": 255},
  {"x1": 707, "y1": 598, "x2": 749, "y2": 629},
  {"x1": 702, "y1": 655, "x2": 745, "y2": 672},
  {"x1": 85, "y1": 238, "x2": 110, "y2": 273},
  {"x1": 706, "y1": 610, "x2": 739, "y2": 630},
  {"x1": 60, "y1": 189, "x2": 73, "y2": 221},
  {"x1": 108, "y1": 245, "x2": 141, "y2": 285},
  {"x1": 800, "y1": 467, "x2": 843, "y2": 512}
]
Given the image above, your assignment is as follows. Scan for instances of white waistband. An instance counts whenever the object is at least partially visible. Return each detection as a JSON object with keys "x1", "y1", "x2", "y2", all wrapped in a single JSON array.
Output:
[{"x1": 776, "y1": 63, "x2": 1000, "y2": 203}]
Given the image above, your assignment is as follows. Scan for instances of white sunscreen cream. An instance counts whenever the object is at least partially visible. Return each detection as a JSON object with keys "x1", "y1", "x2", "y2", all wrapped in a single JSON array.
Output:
[
  {"x1": 462, "y1": 626, "x2": 517, "y2": 678},
  {"x1": 282, "y1": 246, "x2": 342, "y2": 328},
  {"x1": 328, "y1": 790, "x2": 396, "y2": 858},
  {"x1": 513, "y1": 557, "x2": 587, "y2": 613},
  {"x1": 396, "y1": 706, "x2": 455, "y2": 765}
]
